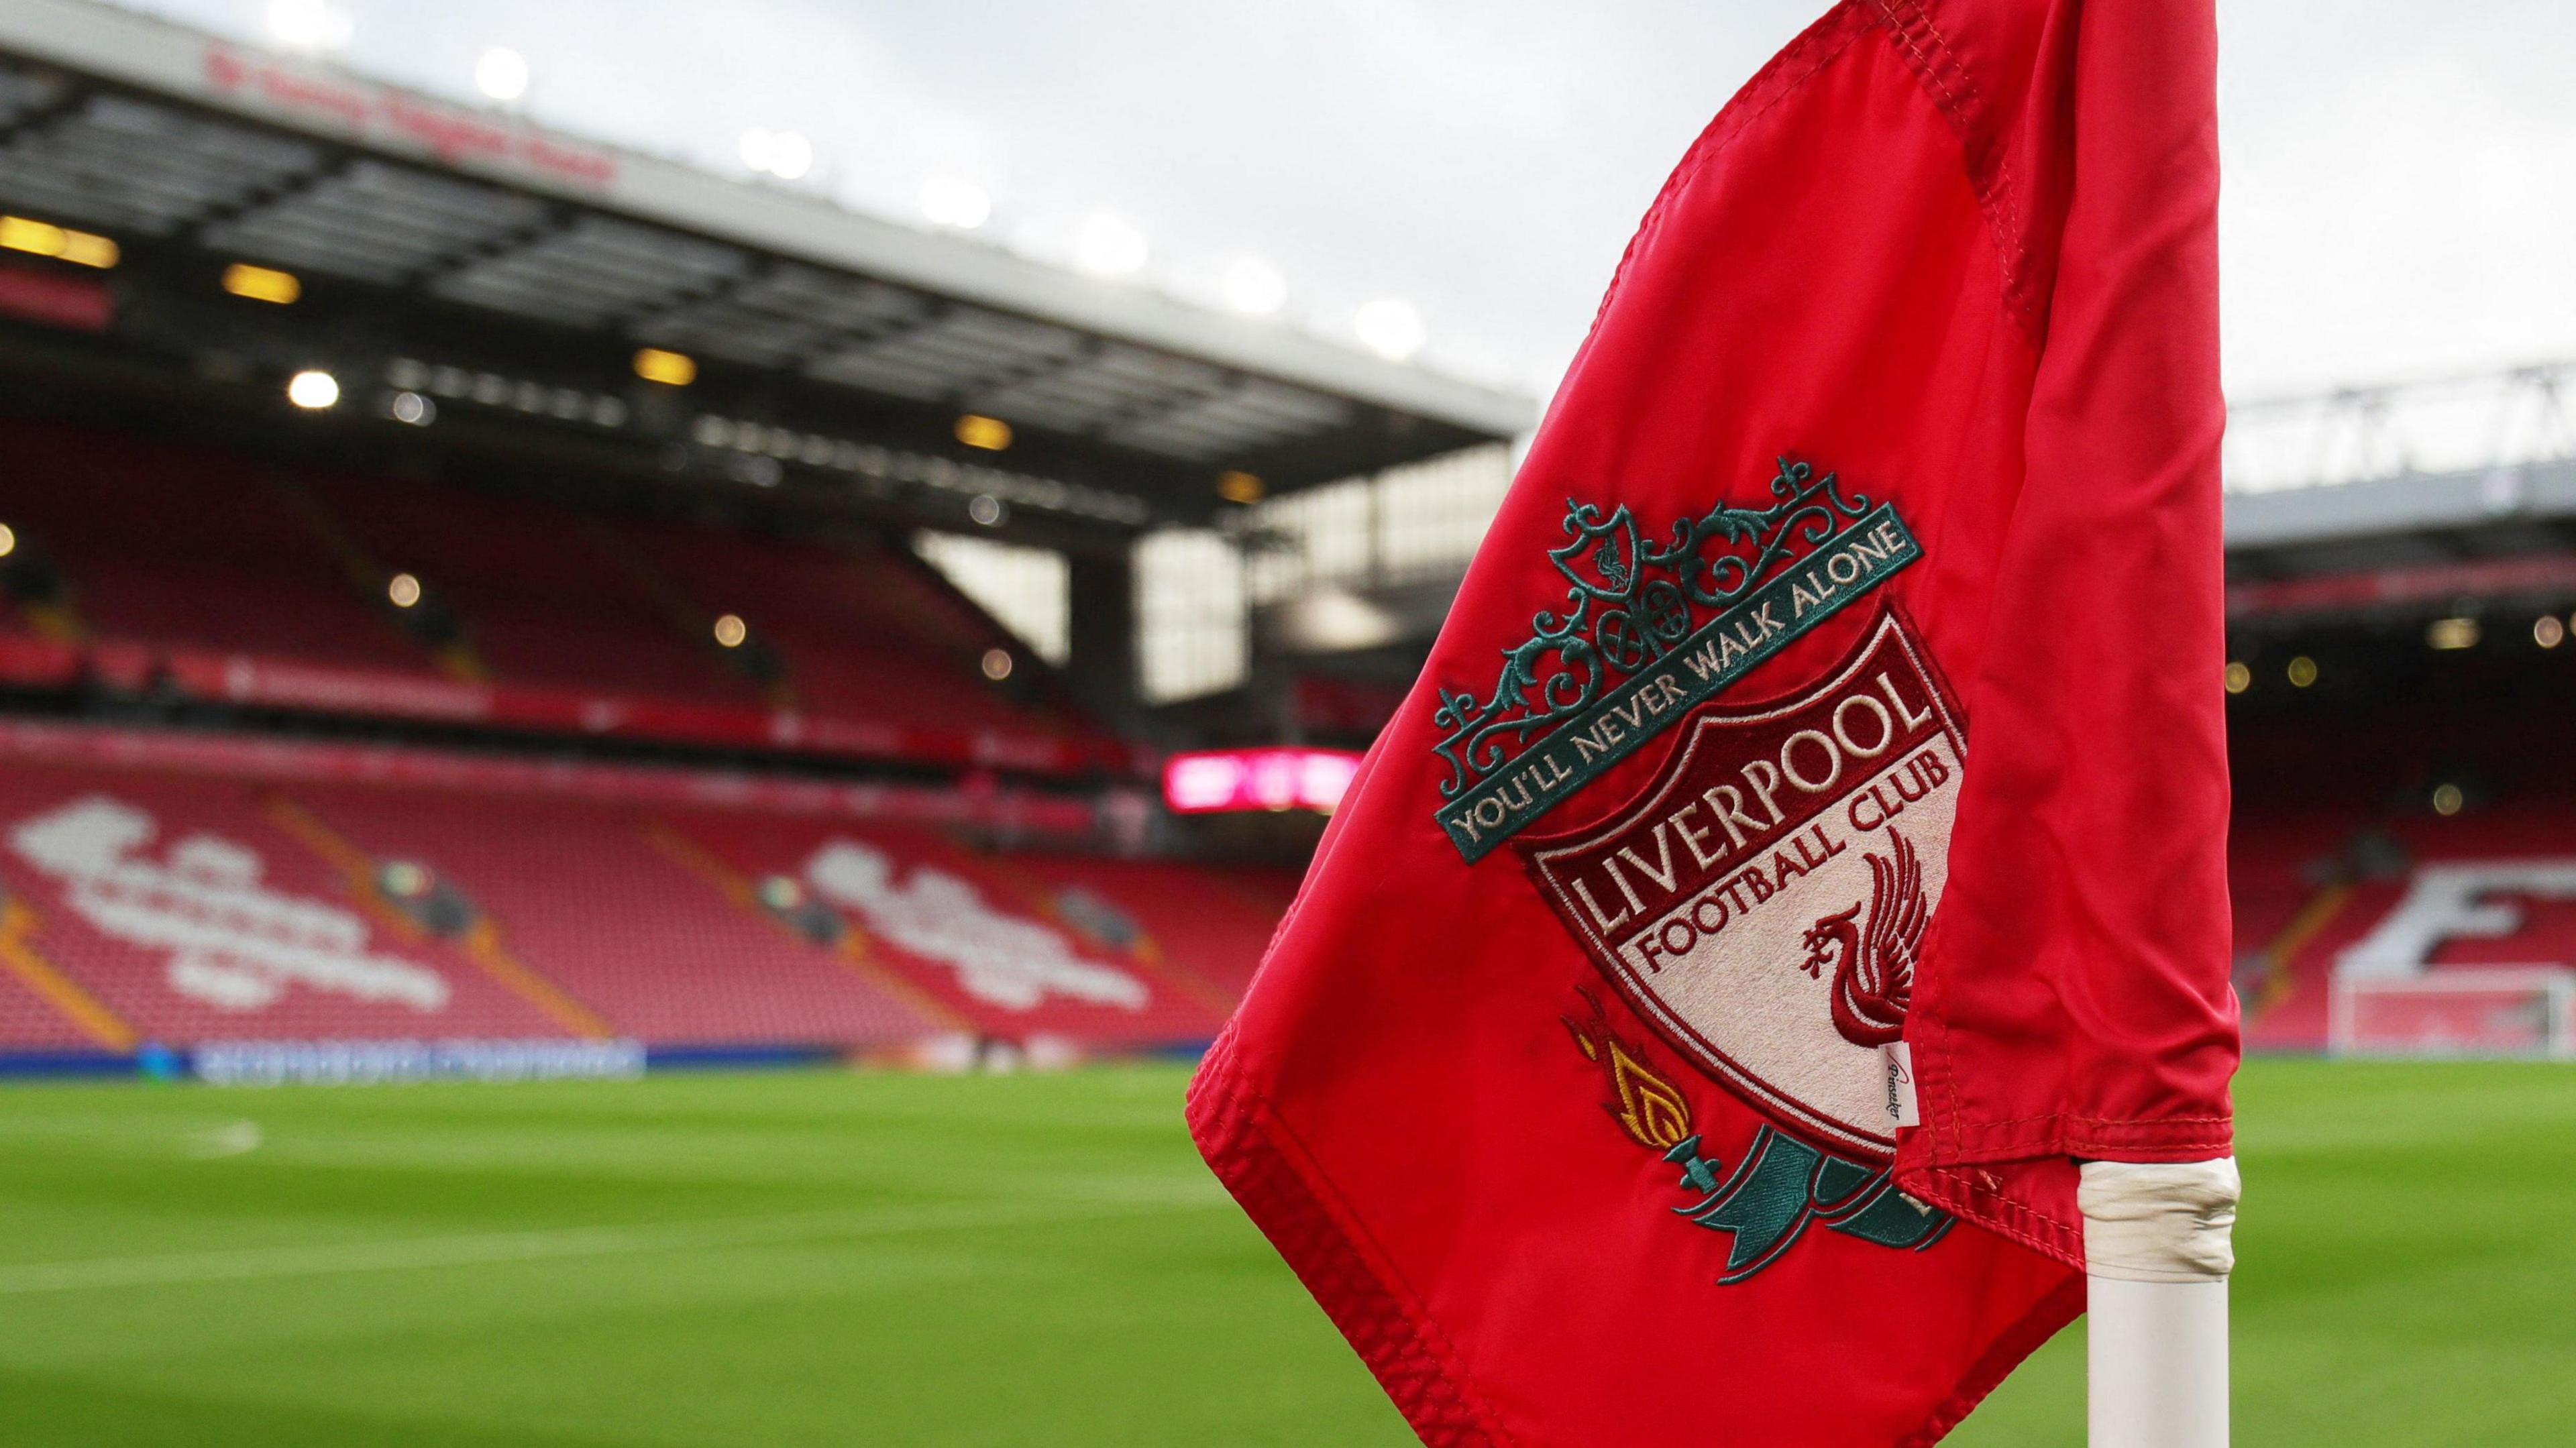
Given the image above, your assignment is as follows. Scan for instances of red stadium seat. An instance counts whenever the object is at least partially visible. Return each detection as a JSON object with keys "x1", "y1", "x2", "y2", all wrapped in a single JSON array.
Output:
[
  {"x1": 0, "y1": 744, "x2": 1271, "y2": 1054},
  {"x1": 0, "y1": 419, "x2": 1118, "y2": 775},
  {"x1": 0, "y1": 419, "x2": 428, "y2": 672}
]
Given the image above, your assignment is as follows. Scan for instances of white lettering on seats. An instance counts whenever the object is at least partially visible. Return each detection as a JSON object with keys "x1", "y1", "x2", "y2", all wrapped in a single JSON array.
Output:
[
  {"x1": 9, "y1": 795, "x2": 449, "y2": 1012},
  {"x1": 803, "y1": 840, "x2": 1148, "y2": 1011},
  {"x1": 2337, "y1": 860, "x2": 2576, "y2": 980}
]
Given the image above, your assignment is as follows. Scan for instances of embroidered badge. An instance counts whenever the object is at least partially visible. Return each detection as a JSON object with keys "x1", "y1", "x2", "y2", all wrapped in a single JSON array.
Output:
[
  {"x1": 1563, "y1": 991, "x2": 1949, "y2": 1284},
  {"x1": 1519, "y1": 609, "x2": 1965, "y2": 1161},
  {"x1": 1431, "y1": 457, "x2": 1919, "y2": 862}
]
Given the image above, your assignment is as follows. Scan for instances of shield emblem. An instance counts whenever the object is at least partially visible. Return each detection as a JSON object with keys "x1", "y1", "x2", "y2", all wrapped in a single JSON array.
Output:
[
  {"x1": 1547, "y1": 500, "x2": 1646, "y2": 602},
  {"x1": 1517, "y1": 610, "x2": 1966, "y2": 1160}
]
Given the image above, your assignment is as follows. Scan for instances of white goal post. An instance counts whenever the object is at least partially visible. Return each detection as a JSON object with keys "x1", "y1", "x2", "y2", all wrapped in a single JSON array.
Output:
[{"x1": 2328, "y1": 964, "x2": 2576, "y2": 1060}]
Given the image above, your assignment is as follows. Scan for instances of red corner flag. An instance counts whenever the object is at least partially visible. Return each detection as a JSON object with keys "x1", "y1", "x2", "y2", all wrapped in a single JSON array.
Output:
[{"x1": 1189, "y1": 0, "x2": 2239, "y2": 1441}]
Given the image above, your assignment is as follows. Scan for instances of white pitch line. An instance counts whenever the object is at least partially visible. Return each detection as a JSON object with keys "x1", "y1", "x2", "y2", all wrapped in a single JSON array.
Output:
[{"x1": 0, "y1": 1188, "x2": 1220, "y2": 1296}]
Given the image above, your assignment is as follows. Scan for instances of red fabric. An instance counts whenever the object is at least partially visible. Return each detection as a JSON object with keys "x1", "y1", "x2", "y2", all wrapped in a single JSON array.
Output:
[{"x1": 1189, "y1": 1, "x2": 2239, "y2": 1443}]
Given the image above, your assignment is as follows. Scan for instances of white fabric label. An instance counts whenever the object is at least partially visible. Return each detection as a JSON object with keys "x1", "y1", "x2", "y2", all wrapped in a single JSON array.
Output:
[{"x1": 1879, "y1": 1041, "x2": 1920, "y2": 1127}]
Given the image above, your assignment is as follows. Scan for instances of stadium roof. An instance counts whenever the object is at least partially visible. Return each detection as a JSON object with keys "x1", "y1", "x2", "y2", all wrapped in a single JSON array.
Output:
[
  {"x1": 0, "y1": 0, "x2": 1534, "y2": 531},
  {"x1": 2226, "y1": 458, "x2": 2576, "y2": 556}
]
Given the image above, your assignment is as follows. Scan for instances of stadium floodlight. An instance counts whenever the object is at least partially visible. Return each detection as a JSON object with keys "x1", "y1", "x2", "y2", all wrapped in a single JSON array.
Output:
[
  {"x1": 766, "y1": 132, "x2": 813, "y2": 180},
  {"x1": 266, "y1": 0, "x2": 349, "y2": 52},
  {"x1": 474, "y1": 47, "x2": 531, "y2": 104},
  {"x1": 221, "y1": 262, "x2": 301, "y2": 304},
  {"x1": 1353, "y1": 297, "x2": 1426, "y2": 361},
  {"x1": 388, "y1": 391, "x2": 435, "y2": 427},
  {"x1": 0, "y1": 215, "x2": 118, "y2": 269},
  {"x1": 2432, "y1": 782, "x2": 2465, "y2": 816},
  {"x1": 920, "y1": 177, "x2": 991, "y2": 230},
  {"x1": 2536, "y1": 615, "x2": 2565, "y2": 649},
  {"x1": 1073, "y1": 213, "x2": 1148, "y2": 278},
  {"x1": 2426, "y1": 616, "x2": 2480, "y2": 651},
  {"x1": 738, "y1": 128, "x2": 814, "y2": 181},
  {"x1": 1222, "y1": 257, "x2": 1287, "y2": 317},
  {"x1": 2286, "y1": 655, "x2": 2318, "y2": 687},
  {"x1": 967, "y1": 494, "x2": 1006, "y2": 527},
  {"x1": 953, "y1": 414, "x2": 1012, "y2": 451},
  {"x1": 632, "y1": 348, "x2": 696, "y2": 387},
  {"x1": 712, "y1": 613, "x2": 749, "y2": 649},
  {"x1": 980, "y1": 648, "x2": 1014, "y2": 681},
  {"x1": 0, "y1": 522, "x2": 14, "y2": 559},
  {"x1": 2222, "y1": 661, "x2": 2251, "y2": 694},
  {"x1": 386, "y1": 573, "x2": 422, "y2": 608},
  {"x1": 286, "y1": 369, "x2": 340, "y2": 410}
]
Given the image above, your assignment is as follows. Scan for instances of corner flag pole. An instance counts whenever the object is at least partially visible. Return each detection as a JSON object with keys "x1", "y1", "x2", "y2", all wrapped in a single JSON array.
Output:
[{"x1": 2080, "y1": 1159, "x2": 2240, "y2": 1447}]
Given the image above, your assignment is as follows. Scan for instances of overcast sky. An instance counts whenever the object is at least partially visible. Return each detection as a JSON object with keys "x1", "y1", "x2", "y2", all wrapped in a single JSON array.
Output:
[{"x1": 129, "y1": 1, "x2": 2576, "y2": 407}]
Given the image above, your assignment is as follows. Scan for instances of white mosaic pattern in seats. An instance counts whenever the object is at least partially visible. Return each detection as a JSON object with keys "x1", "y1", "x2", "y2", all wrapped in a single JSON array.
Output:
[
  {"x1": 9, "y1": 795, "x2": 448, "y2": 1013},
  {"x1": 802, "y1": 840, "x2": 1146, "y2": 1011}
]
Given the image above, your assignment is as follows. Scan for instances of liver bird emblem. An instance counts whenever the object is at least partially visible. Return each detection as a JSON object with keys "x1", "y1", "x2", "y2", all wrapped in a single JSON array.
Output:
[{"x1": 1796, "y1": 830, "x2": 1928, "y2": 1048}]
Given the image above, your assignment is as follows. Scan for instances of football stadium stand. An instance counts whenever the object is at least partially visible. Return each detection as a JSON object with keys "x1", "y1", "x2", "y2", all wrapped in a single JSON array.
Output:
[
  {"x1": 2230, "y1": 689, "x2": 2576, "y2": 1057},
  {"x1": 0, "y1": 730, "x2": 1294, "y2": 1058},
  {"x1": 3, "y1": 0, "x2": 2572, "y2": 1076},
  {"x1": 0, "y1": 417, "x2": 1126, "y2": 775}
]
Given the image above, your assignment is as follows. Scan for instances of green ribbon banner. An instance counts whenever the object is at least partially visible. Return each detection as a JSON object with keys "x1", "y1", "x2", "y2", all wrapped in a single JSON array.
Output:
[{"x1": 1438, "y1": 505, "x2": 1920, "y2": 862}]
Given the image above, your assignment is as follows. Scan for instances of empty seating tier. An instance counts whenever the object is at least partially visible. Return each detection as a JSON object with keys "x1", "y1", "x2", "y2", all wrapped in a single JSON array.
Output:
[
  {"x1": 0, "y1": 739, "x2": 1273, "y2": 1053},
  {"x1": 0, "y1": 418, "x2": 1116, "y2": 776}
]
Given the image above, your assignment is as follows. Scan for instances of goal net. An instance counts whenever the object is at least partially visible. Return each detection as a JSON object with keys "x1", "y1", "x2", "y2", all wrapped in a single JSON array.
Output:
[{"x1": 2329, "y1": 966, "x2": 2576, "y2": 1060}]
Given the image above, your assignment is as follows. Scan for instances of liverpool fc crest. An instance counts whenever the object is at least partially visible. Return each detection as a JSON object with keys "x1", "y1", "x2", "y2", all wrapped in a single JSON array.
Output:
[{"x1": 1518, "y1": 608, "x2": 1966, "y2": 1160}]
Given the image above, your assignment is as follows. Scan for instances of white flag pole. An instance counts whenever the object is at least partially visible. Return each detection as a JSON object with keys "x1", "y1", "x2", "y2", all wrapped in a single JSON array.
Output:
[{"x1": 2079, "y1": 1158, "x2": 2240, "y2": 1448}]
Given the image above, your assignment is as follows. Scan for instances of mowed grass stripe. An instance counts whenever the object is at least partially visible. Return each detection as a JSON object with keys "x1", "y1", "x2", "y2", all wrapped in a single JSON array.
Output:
[{"x1": 0, "y1": 1191, "x2": 1223, "y2": 1296}]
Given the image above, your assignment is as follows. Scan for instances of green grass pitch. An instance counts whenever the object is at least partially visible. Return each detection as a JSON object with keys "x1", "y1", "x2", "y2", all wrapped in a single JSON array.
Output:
[{"x1": 0, "y1": 1058, "x2": 2567, "y2": 1445}]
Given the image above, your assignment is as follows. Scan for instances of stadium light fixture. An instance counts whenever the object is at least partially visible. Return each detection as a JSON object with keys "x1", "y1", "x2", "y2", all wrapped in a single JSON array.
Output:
[
  {"x1": 2431, "y1": 782, "x2": 2465, "y2": 816},
  {"x1": 221, "y1": 262, "x2": 301, "y2": 304},
  {"x1": 1216, "y1": 470, "x2": 1265, "y2": 504},
  {"x1": 0, "y1": 215, "x2": 118, "y2": 269},
  {"x1": 712, "y1": 613, "x2": 749, "y2": 649},
  {"x1": 2426, "y1": 616, "x2": 2480, "y2": 651},
  {"x1": 980, "y1": 647, "x2": 1014, "y2": 681},
  {"x1": 266, "y1": 0, "x2": 349, "y2": 52},
  {"x1": 0, "y1": 522, "x2": 15, "y2": 559},
  {"x1": 1222, "y1": 257, "x2": 1287, "y2": 317},
  {"x1": 2286, "y1": 655, "x2": 2318, "y2": 687},
  {"x1": 2221, "y1": 661, "x2": 2251, "y2": 695},
  {"x1": 632, "y1": 347, "x2": 696, "y2": 387},
  {"x1": 1354, "y1": 297, "x2": 1426, "y2": 361},
  {"x1": 1073, "y1": 213, "x2": 1148, "y2": 278},
  {"x1": 474, "y1": 47, "x2": 531, "y2": 104},
  {"x1": 966, "y1": 494, "x2": 1006, "y2": 527},
  {"x1": 737, "y1": 128, "x2": 814, "y2": 181},
  {"x1": 920, "y1": 177, "x2": 991, "y2": 230},
  {"x1": 2536, "y1": 615, "x2": 2566, "y2": 649},
  {"x1": 388, "y1": 391, "x2": 435, "y2": 427},
  {"x1": 954, "y1": 414, "x2": 1013, "y2": 451},
  {"x1": 386, "y1": 573, "x2": 422, "y2": 608},
  {"x1": 286, "y1": 369, "x2": 341, "y2": 410},
  {"x1": 767, "y1": 133, "x2": 813, "y2": 181}
]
